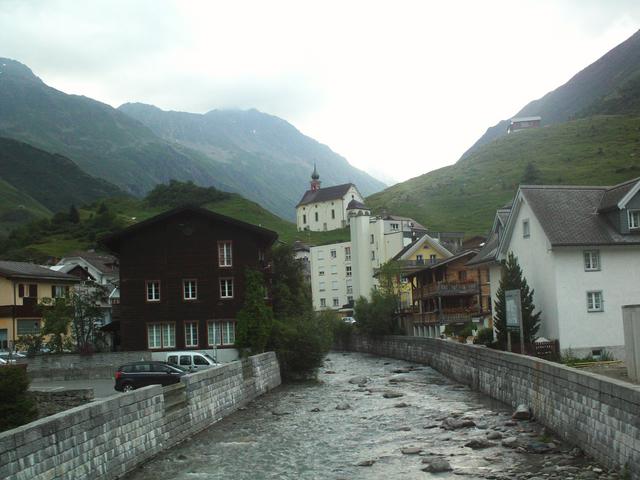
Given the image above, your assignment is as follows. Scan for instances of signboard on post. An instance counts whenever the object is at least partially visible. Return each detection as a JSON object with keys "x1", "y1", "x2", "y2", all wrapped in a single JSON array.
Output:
[{"x1": 505, "y1": 289, "x2": 524, "y2": 353}]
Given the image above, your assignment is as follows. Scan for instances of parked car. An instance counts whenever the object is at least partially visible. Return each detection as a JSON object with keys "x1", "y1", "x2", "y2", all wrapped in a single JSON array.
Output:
[
  {"x1": 114, "y1": 361, "x2": 187, "y2": 392},
  {"x1": 341, "y1": 316, "x2": 356, "y2": 324},
  {"x1": 155, "y1": 351, "x2": 219, "y2": 372},
  {"x1": 0, "y1": 353, "x2": 18, "y2": 364}
]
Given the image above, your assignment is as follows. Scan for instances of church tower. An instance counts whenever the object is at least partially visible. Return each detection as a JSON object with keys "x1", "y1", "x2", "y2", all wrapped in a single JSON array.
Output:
[{"x1": 310, "y1": 164, "x2": 321, "y2": 192}]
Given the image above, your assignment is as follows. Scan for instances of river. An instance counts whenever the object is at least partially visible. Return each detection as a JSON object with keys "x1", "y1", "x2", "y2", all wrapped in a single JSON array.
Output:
[{"x1": 125, "y1": 352, "x2": 616, "y2": 480}]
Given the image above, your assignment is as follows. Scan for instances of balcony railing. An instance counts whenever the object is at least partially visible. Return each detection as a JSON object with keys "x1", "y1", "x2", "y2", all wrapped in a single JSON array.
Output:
[
  {"x1": 421, "y1": 282, "x2": 479, "y2": 297},
  {"x1": 413, "y1": 308, "x2": 484, "y2": 325}
]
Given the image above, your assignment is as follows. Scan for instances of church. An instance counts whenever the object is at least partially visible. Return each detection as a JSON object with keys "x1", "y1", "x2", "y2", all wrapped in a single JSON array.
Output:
[{"x1": 295, "y1": 166, "x2": 365, "y2": 232}]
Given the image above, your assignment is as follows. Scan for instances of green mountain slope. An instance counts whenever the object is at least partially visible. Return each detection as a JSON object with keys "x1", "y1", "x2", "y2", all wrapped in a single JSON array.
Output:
[
  {"x1": 367, "y1": 115, "x2": 640, "y2": 235},
  {"x1": 0, "y1": 137, "x2": 123, "y2": 232},
  {"x1": 118, "y1": 103, "x2": 386, "y2": 219},
  {"x1": 463, "y1": 29, "x2": 640, "y2": 156}
]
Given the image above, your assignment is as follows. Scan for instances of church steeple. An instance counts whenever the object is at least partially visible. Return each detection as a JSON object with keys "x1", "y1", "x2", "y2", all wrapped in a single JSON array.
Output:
[{"x1": 310, "y1": 163, "x2": 321, "y2": 192}]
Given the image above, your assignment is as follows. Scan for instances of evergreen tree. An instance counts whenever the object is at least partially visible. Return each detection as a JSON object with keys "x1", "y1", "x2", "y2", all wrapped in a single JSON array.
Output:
[
  {"x1": 494, "y1": 252, "x2": 541, "y2": 348},
  {"x1": 521, "y1": 162, "x2": 542, "y2": 185},
  {"x1": 69, "y1": 204, "x2": 80, "y2": 224},
  {"x1": 236, "y1": 269, "x2": 274, "y2": 354}
]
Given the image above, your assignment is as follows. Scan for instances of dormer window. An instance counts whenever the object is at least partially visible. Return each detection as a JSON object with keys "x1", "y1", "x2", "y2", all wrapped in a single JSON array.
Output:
[{"x1": 629, "y1": 209, "x2": 640, "y2": 230}]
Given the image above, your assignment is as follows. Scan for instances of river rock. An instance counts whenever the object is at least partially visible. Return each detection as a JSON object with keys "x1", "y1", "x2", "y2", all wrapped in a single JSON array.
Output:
[
  {"x1": 465, "y1": 438, "x2": 494, "y2": 449},
  {"x1": 501, "y1": 436, "x2": 520, "y2": 449},
  {"x1": 324, "y1": 371, "x2": 336, "y2": 374},
  {"x1": 272, "y1": 410, "x2": 290, "y2": 416},
  {"x1": 382, "y1": 391, "x2": 404, "y2": 399},
  {"x1": 310, "y1": 407, "x2": 321, "y2": 412},
  {"x1": 423, "y1": 423, "x2": 439, "y2": 429},
  {"x1": 392, "y1": 368, "x2": 411, "y2": 374},
  {"x1": 421, "y1": 458, "x2": 452, "y2": 473},
  {"x1": 357, "y1": 459, "x2": 375, "y2": 467},
  {"x1": 504, "y1": 420, "x2": 517, "y2": 426},
  {"x1": 512, "y1": 404, "x2": 531, "y2": 420},
  {"x1": 335, "y1": 403, "x2": 351, "y2": 410},
  {"x1": 442, "y1": 417, "x2": 476, "y2": 430},
  {"x1": 401, "y1": 446, "x2": 423, "y2": 455},
  {"x1": 394, "y1": 402, "x2": 409, "y2": 408},
  {"x1": 388, "y1": 375, "x2": 411, "y2": 383},
  {"x1": 525, "y1": 441, "x2": 555, "y2": 454},
  {"x1": 486, "y1": 431, "x2": 503, "y2": 440},
  {"x1": 348, "y1": 376, "x2": 368, "y2": 385}
]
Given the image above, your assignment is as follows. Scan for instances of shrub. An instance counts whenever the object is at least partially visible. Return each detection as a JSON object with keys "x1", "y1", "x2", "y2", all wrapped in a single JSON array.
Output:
[
  {"x1": 475, "y1": 327, "x2": 495, "y2": 345},
  {"x1": 236, "y1": 269, "x2": 274, "y2": 355},
  {"x1": 0, "y1": 365, "x2": 37, "y2": 431},
  {"x1": 354, "y1": 290, "x2": 398, "y2": 336}
]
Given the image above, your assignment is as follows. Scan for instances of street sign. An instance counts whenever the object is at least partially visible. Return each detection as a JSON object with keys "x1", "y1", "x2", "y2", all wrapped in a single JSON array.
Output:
[{"x1": 505, "y1": 289, "x2": 522, "y2": 329}]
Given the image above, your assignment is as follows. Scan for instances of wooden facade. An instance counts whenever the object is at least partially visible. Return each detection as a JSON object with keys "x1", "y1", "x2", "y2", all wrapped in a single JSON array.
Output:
[
  {"x1": 105, "y1": 207, "x2": 277, "y2": 352},
  {"x1": 408, "y1": 250, "x2": 491, "y2": 335}
]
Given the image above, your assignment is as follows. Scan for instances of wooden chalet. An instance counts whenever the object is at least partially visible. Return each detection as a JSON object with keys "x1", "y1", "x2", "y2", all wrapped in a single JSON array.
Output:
[
  {"x1": 407, "y1": 249, "x2": 491, "y2": 338},
  {"x1": 104, "y1": 206, "x2": 277, "y2": 353}
]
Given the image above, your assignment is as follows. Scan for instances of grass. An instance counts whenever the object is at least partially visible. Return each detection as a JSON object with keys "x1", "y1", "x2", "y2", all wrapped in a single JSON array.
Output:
[{"x1": 367, "y1": 115, "x2": 640, "y2": 235}]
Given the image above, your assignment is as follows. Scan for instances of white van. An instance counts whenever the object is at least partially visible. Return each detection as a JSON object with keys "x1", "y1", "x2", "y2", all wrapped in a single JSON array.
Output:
[{"x1": 153, "y1": 351, "x2": 219, "y2": 372}]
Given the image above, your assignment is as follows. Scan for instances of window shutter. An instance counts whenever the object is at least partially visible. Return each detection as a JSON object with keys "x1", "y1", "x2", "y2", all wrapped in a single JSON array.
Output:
[
  {"x1": 18, "y1": 284, "x2": 24, "y2": 298},
  {"x1": 29, "y1": 284, "x2": 38, "y2": 298}
]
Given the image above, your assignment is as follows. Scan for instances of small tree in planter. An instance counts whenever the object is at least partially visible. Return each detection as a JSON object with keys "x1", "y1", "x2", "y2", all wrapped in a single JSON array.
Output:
[{"x1": 494, "y1": 252, "x2": 541, "y2": 348}]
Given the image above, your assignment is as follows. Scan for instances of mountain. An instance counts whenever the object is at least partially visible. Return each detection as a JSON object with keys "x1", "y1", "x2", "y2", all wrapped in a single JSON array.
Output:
[
  {"x1": 367, "y1": 115, "x2": 640, "y2": 235},
  {"x1": 463, "y1": 29, "x2": 640, "y2": 157},
  {"x1": 117, "y1": 103, "x2": 386, "y2": 218},
  {"x1": 0, "y1": 58, "x2": 384, "y2": 220},
  {"x1": 0, "y1": 137, "x2": 122, "y2": 232}
]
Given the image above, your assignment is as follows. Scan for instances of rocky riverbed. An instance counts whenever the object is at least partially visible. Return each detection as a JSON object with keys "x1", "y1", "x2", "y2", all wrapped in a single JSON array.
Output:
[{"x1": 125, "y1": 352, "x2": 619, "y2": 479}]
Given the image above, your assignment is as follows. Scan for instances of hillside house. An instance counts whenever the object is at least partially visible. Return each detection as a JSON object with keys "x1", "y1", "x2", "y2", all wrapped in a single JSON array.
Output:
[
  {"x1": 487, "y1": 178, "x2": 640, "y2": 359},
  {"x1": 408, "y1": 250, "x2": 491, "y2": 338},
  {"x1": 104, "y1": 206, "x2": 277, "y2": 361},
  {"x1": 296, "y1": 166, "x2": 364, "y2": 232},
  {"x1": 507, "y1": 116, "x2": 541, "y2": 133},
  {"x1": 0, "y1": 262, "x2": 79, "y2": 350}
]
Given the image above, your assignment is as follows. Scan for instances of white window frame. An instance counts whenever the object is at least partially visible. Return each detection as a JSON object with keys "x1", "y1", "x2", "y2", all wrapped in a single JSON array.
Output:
[
  {"x1": 330, "y1": 249, "x2": 337, "y2": 259},
  {"x1": 346, "y1": 285, "x2": 353, "y2": 294},
  {"x1": 346, "y1": 266, "x2": 352, "y2": 277},
  {"x1": 146, "y1": 281, "x2": 160, "y2": 302},
  {"x1": 522, "y1": 219, "x2": 530, "y2": 238},
  {"x1": 220, "y1": 278, "x2": 234, "y2": 299},
  {"x1": 331, "y1": 265, "x2": 337, "y2": 275},
  {"x1": 218, "y1": 241, "x2": 233, "y2": 267},
  {"x1": 183, "y1": 279, "x2": 198, "y2": 300},
  {"x1": 320, "y1": 298, "x2": 326, "y2": 307},
  {"x1": 208, "y1": 321, "x2": 236, "y2": 346},
  {"x1": 319, "y1": 270, "x2": 325, "y2": 276},
  {"x1": 629, "y1": 209, "x2": 640, "y2": 230},
  {"x1": 317, "y1": 250, "x2": 324, "y2": 260},
  {"x1": 319, "y1": 281, "x2": 325, "y2": 292},
  {"x1": 184, "y1": 322, "x2": 199, "y2": 347},
  {"x1": 147, "y1": 322, "x2": 175, "y2": 349},
  {"x1": 587, "y1": 291, "x2": 604, "y2": 312},
  {"x1": 345, "y1": 247, "x2": 351, "y2": 261},
  {"x1": 332, "y1": 297, "x2": 340, "y2": 307},
  {"x1": 583, "y1": 250, "x2": 601, "y2": 272},
  {"x1": 331, "y1": 281, "x2": 338, "y2": 291}
]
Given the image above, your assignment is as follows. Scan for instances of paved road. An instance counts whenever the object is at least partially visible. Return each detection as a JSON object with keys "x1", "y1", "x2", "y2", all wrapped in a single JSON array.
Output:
[{"x1": 30, "y1": 379, "x2": 117, "y2": 398}]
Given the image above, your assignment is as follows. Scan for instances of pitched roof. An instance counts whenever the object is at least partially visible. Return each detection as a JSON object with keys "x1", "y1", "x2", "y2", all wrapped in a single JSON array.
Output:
[
  {"x1": 467, "y1": 234, "x2": 499, "y2": 266},
  {"x1": 383, "y1": 214, "x2": 427, "y2": 231},
  {"x1": 296, "y1": 183, "x2": 355, "y2": 207},
  {"x1": 0, "y1": 261, "x2": 79, "y2": 282},
  {"x1": 346, "y1": 199, "x2": 367, "y2": 210},
  {"x1": 392, "y1": 233, "x2": 453, "y2": 261},
  {"x1": 598, "y1": 177, "x2": 640, "y2": 212},
  {"x1": 519, "y1": 184, "x2": 640, "y2": 246},
  {"x1": 406, "y1": 249, "x2": 479, "y2": 277},
  {"x1": 103, "y1": 205, "x2": 278, "y2": 252},
  {"x1": 58, "y1": 251, "x2": 119, "y2": 274}
]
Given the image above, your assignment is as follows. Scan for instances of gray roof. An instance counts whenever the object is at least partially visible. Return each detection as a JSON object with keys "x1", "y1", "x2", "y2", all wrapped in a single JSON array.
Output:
[
  {"x1": 346, "y1": 199, "x2": 367, "y2": 210},
  {"x1": 521, "y1": 185, "x2": 640, "y2": 246},
  {"x1": 60, "y1": 251, "x2": 119, "y2": 274},
  {"x1": 467, "y1": 234, "x2": 499, "y2": 266},
  {"x1": 0, "y1": 261, "x2": 79, "y2": 281},
  {"x1": 598, "y1": 177, "x2": 640, "y2": 212},
  {"x1": 297, "y1": 184, "x2": 355, "y2": 207}
]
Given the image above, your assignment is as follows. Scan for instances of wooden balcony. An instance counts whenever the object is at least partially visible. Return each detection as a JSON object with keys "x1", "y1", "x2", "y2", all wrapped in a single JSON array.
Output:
[
  {"x1": 413, "y1": 308, "x2": 484, "y2": 326},
  {"x1": 424, "y1": 282, "x2": 479, "y2": 297}
]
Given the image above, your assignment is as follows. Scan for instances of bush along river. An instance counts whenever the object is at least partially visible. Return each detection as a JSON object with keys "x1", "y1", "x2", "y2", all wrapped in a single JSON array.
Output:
[{"x1": 125, "y1": 352, "x2": 620, "y2": 480}]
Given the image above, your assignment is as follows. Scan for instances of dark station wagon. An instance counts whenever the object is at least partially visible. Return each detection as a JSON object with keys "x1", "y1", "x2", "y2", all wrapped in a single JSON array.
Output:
[{"x1": 114, "y1": 361, "x2": 187, "y2": 392}]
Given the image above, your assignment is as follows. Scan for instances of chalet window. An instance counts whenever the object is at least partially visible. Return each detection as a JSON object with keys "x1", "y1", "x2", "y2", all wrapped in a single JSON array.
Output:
[
  {"x1": 416, "y1": 254, "x2": 423, "y2": 264},
  {"x1": 330, "y1": 249, "x2": 337, "y2": 259},
  {"x1": 17, "y1": 319, "x2": 40, "y2": 336},
  {"x1": 458, "y1": 271, "x2": 467, "y2": 282},
  {"x1": 587, "y1": 291, "x2": 604, "y2": 312},
  {"x1": 183, "y1": 279, "x2": 198, "y2": 300},
  {"x1": 147, "y1": 323, "x2": 175, "y2": 349},
  {"x1": 522, "y1": 219, "x2": 530, "y2": 238},
  {"x1": 208, "y1": 321, "x2": 236, "y2": 345},
  {"x1": 303, "y1": 214, "x2": 307, "y2": 224},
  {"x1": 184, "y1": 322, "x2": 198, "y2": 347},
  {"x1": 315, "y1": 212, "x2": 319, "y2": 222},
  {"x1": 258, "y1": 249, "x2": 265, "y2": 262},
  {"x1": 51, "y1": 285, "x2": 69, "y2": 298},
  {"x1": 220, "y1": 278, "x2": 234, "y2": 298},
  {"x1": 320, "y1": 298, "x2": 326, "y2": 307},
  {"x1": 429, "y1": 254, "x2": 437, "y2": 264},
  {"x1": 584, "y1": 250, "x2": 601, "y2": 271},
  {"x1": 391, "y1": 223, "x2": 399, "y2": 231},
  {"x1": 146, "y1": 281, "x2": 160, "y2": 302},
  {"x1": 345, "y1": 247, "x2": 351, "y2": 261},
  {"x1": 346, "y1": 266, "x2": 352, "y2": 277},
  {"x1": 333, "y1": 297, "x2": 340, "y2": 307},
  {"x1": 629, "y1": 210, "x2": 640, "y2": 229},
  {"x1": 331, "y1": 209, "x2": 335, "y2": 219},
  {"x1": 319, "y1": 281, "x2": 325, "y2": 292},
  {"x1": 218, "y1": 241, "x2": 233, "y2": 267},
  {"x1": 18, "y1": 284, "x2": 37, "y2": 298}
]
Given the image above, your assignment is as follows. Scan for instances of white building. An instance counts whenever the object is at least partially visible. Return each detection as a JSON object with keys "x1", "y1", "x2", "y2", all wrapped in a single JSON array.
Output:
[
  {"x1": 309, "y1": 200, "x2": 425, "y2": 311},
  {"x1": 479, "y1": 178, "x2": 640, "y2": 359},
  {"x1": 295, "y1": 166, "x2": 364, "y2": 232}
]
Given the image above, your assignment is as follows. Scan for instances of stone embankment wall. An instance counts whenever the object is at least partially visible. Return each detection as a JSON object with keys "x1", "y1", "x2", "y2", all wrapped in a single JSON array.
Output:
[
  {"x1": 31, "y1": 389, "x2": 94, "y2": 418},
  {"x1": 349, "y1": 335, "x2": 640, "y2": 479},
  {"x1": 22, "y1": 351, "x2": 152, "y2": 380},
  {"x1": 0, "y1": 352, "x2": 281, "y2": 480}
]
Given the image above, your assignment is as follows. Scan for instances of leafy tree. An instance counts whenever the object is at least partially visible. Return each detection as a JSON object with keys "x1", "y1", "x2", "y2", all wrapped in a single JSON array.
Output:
[
  {"x1": 0, "y1": 366, "x2": 37, "y2": 431},
  {"x1": 39, "y1": 296, "x2": 73, "y2": 353},
  {"x1": 70, "y1": 283, "x2": 108, "y2": 354},
  {"x1": 236, "y1": 269, "x2": 274, "y2": 354},
  {"x1": 354, "y1": 289, "x2": 398, "y2": 336},
  {"x1": 69, "y1": 204, "x2": 80, "y2": 224},
  {"x1": 493, "y1": 252, "x2": 541, "y2": 348}
]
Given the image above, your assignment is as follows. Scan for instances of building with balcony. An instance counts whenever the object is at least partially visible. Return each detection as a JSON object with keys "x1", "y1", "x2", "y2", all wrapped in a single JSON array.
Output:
[
  {"x1": 0, "y1": 262, "x2": 79, "y2": 350},
  {"x1": 408, "y1": 250, "x2": 491, "y2": 338}
]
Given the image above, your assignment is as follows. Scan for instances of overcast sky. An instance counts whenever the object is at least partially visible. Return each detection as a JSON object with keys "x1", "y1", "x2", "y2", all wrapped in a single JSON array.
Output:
[{"x1": 2, "y1": 1, "x2": 639, "y2": 184}]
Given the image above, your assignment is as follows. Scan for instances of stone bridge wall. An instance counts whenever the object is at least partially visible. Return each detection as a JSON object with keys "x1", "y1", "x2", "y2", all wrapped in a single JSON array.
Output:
[
  {"x1": 0, "y1": 352, "x2": 281, "y2": 480},
  {"x1": 349, "y1": 335, "x2": 640, "y2": 479}
]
